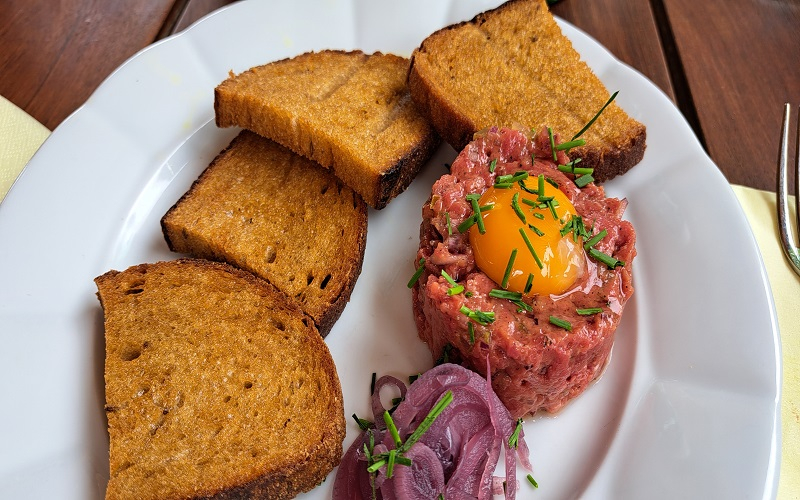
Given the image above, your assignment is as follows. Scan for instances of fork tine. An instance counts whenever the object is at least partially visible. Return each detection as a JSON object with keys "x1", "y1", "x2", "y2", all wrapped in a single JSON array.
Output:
[{"x1": 777, "y1": 103, "x2": 800, "y2": 275}]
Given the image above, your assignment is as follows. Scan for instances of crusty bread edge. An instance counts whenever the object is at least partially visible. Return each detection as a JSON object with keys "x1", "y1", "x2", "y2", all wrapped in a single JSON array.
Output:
[
  {"x1": 160, "y1": 134, "x2": 368, "y2": 337},
  {"x1": 407, "y1": 0, "x2": 647, "y2": 182},
  {"x1": 214, "y1": 50, "x2": 440, "y2": 209},
  {"x1": 95, "y1": 258, "x2": 347, "y2": 500}
]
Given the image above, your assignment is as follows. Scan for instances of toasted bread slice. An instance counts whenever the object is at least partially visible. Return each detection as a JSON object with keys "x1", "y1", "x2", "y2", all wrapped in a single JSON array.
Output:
[
  {"x1": 161, "y1": 131, "x2": 367, "y2": 337},
  {"x1": 214, "y1": 50, "x2": 440, "y2": 209},
  {"x1": 407, "y1": 0, "x2": 646, "y2": 182},
  {"x1": 95, "y1": 258, "x2": 345, "y2": 500}
]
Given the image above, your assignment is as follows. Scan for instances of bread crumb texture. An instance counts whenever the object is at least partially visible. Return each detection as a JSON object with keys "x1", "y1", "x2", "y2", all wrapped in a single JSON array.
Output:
[
  {"x1": 408, "y1": 0, "x2": 646, "y2": 181},
  {"x1": 95, "y1": 259, "x2": 345, "y2": 500},
  {"x1": 215, "y1": 50, "x2": 439, "y2": 208},
  {"x1": 161, "y1": 131, "x2": 367, "y2": 336}
]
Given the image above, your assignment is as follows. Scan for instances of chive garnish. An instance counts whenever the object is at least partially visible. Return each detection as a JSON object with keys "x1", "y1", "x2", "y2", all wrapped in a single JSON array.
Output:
[
  {"x1": 489, "y1": 289, "x2": 523, "y2": 301},
  {"x1": 583, "y1": 229, "x2": 607, "y2": 249},
  {"x1": 457, "y1": 214, "x2": 477, "y2": 233},
  {"x1": 468, "y1": 322, "x2": 475, "y2": 344},
  {"x1": 407, "y1": 257, "x2": 426, "y2": 288},
  {"x1": 575, "y1": 174, "x2": 594, "y2": 188},
  {"x1": 572, "y1": 90, "x2": 619, "y2": 141},
  {"x1": 548, "y1": 127, "x2": 557, "y2": 161},
  {"x1": 537, "y1": 174, "x2": 545, "y2": 199},
  {"x1": 532, "y1": 212, "x2": 545, "y2": 220},
  {"x1": 576, "y1": 307, "x2": 603, "y2": 315},
  {"x1": 521, "y1": 197, "x2": 539, "y2": 208},
  {"x1": 508, "y1": 418, "x2": 523, "y2": 448},
  {"x1": 501, "y1": 249, "x2": 517, "y2": 289},
  {"x1": 409, "y1": 374, "x2": 420, "y2": 384},
  {"x1": 549, "y1": 315, "x2": 572, "y2": 331},
  {"x1": 511, "y1": 192, "x2": 526, "y2": 224},
  {"x1": 370, "y1": 372, "x2": 377, "y2": 395},
  {"x1": 527, "y1": 474, "x2": 539, "y2": 488},
  {"x1": 519, "y1": 179, "x2": 539, "y2": 195},
  {"x1": 519, "y1": 228, "x2": 544, "y2": 269},
  {"x1": 554, "y1": 138, "x2": 586, "y2": 151},
  {"x1": 459, "y1": 305, "x2": 495, "y2": 325},
  {"x1": 352, "y1": 413, "x2": 372, "y2": 431},
  {"x1": 445, "y1": 212, "x2": 452, "y2": 236},
  {"x1": 589, "y1": 247, "x2": 625, "y2": 269},
  {"x1": 386, "y1": 449, "x2": 397, "y2": 478},
  {"x1": 545, "y1": 176, "x2": 560, "y2": 189},
  {"x1": 465, "y1": 193, "x2": 486, "y2": 234},
  {"x1": 442, "y1": 270, "x2": 464, "y2": 296},
  {"x1": 495, "y1": 171, "x2": 529, "y2": 186},
  {"x1": 557, "y1": 164, "x2": 593, "y2": 176},
  {"x1": 524, "y1": 273, "x2": 534, "y2": 294},
  {"x1": 489, "y1": 158, "x2": 498, "y2": 173},
  {"x1": 399, "y1": 391, "x2": 454, "y2": 454},
  {"x1": 384, "y1": 411, "x2": 402, "y2": 448}
]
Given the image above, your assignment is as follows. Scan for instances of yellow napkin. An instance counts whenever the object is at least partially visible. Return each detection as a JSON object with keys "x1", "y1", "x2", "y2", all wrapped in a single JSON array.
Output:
[
  {"x1": 0, "y1": 96, "x2": 49, "y2": 201},
  {"x1": 732, "y1": 185, "x2": 800, "y2": 500},
  {"x1": 0, "y1": 95, "x2": 798, "y2": 496}
]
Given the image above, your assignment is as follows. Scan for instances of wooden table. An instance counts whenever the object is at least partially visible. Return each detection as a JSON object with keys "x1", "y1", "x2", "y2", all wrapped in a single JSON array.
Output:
[{"x1": 2, "y1": 0, "x2": 799, "y2": 194}]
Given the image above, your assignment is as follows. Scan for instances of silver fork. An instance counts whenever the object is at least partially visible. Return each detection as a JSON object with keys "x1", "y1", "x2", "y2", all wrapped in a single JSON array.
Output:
[{"x1": 777, "y1": 103, "x2": 800, "y2": 276}]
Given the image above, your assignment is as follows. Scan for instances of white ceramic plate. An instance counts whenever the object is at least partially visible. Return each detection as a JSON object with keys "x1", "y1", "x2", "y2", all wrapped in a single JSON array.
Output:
[{"x1": 0, "y1": 1, "x2": 780, "y2": 498}]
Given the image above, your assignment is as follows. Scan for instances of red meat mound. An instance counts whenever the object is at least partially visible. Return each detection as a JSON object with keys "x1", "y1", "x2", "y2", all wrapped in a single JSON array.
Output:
[{"x1": 411, "y1": 127, "x2": 636, "y2": 418}]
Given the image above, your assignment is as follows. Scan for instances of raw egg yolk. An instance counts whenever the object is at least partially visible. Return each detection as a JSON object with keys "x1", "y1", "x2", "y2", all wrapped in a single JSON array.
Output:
[{"x1": 469, "y1": 181, "x2": 585, "y2": 295}]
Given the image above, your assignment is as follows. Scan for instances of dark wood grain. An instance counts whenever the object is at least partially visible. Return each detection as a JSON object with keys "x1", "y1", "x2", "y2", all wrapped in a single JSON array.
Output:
[
  {"x1": 551, "y1": 0, "x2": 675, "y2": 102},
  {"x1": 661, "y1": 0, "x2": 800, "y2": 193},
  {"x1": 1, "y1": 0, "x2": 796, "y2": 193}
]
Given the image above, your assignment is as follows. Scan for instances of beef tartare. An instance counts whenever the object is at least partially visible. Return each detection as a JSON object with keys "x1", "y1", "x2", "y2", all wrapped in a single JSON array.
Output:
[{"x1": 411, "y1": 126, "x2": 636, "y2": 418}]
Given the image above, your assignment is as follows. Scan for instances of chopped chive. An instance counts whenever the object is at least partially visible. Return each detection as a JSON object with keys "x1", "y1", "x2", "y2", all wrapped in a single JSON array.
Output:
[
  {"x1": 572, "y1": 90, "x2": 619, "y2": 141},
  {"x1": 435, "y1": 343, "x2": 453, "y2": 365},
  {"x1": 575, "y1": 174, "x2": 594, "y2": 188},
  {"x1": 547, "y1": 199, "x2": 559, "y2": 220},
  {"x1": 445, "y1": 212, "x2": 452, "y2": 236},
  {"x1": 352, "y1": 413, "x2": 372, "y2": 431},
  {"x1": 519, "y1": 228, "x2": 544, "y2": 269},
  {"x1": 511, "y1": 192, "x2": 526, "y2": 224},
  {"x1": 386, "y1": 449, "x2": 397, "y2": 478},
  {"x1": 549, "y1": 315, "x2": 572, "y2": 331},
  {"x1": 537, "y1": 174, "x2": 545, "y2": 199},
  {"x1": 495, "y1": 171, "x2": 529, "y2": 185},
  {"x1": 524, "y1": 273, "x2": 534, "y2": 294},
  {"x1": 370, "y1": 372, "x2": 377, "y2": 395},
  {"x1": 532, "y1": 212, "x2": 545, "y2": 220},
  {"x1": 584, "y1": 229, "x2": 608, "y2": 249},
  {"x1": 589, "y1": 247, "x2": 625, "y2": 268},
  {"x1": 489, "y1": 158, "x2": 498, "y2": 173},
  {"x1": 519, "y1": 179, "x2": 539, "y2": 195},
  {"x1": 501, "y1": 249, "x2": 517, "y2": 289},
  {"x1": 442, "y1": 270, "x2": 464, "y2": 295},
  {"x1": 528, "y1": 222, "x2": 544, "y2": 236},
  {"x1": 557, "y1": 164, "x2": 593, "y2": 176},
  {"x1": 457, "y1": 214, "x2": 477, "y2": 233},
  {"x1": 399, "y1": 390, "x2": 454, "y2": 453},
  {"x1": 508, "y1": 418, "x2": 523, "y2": 448},
  {"x1": 548, "y1": 127, "x2": 557, "y2": 161},
  {"x1": 407, "y1": 257, "x2": 426, "y2": 288},
  {"x1": 384, "y1": 411, "x2": 402, "y2": 448},
  {"x1": 577, "y1": 307, "x2": 603, "y2": 315},
  {"x1": 489, "y1": 289, "x2": 523, "y2": 301},
  {"x1": 367, "y1": 459, "x2": 385, "y2": 473},
  {"x1": 459, "y1": 305, "x2": 495, "y2": 325},
  {"x1": 409, "y1": 374, "x2": 420, "y2": 384},
  {"x1": 545, "y1": 177, "x2": 559, "y2": 189},
  {"x1": 466, "y1": 194, "x2": 486, "y2": 234},
  {"x1": 468, "y1": 322, "x2": 475, "y2": 344},
  {"x1": 527, "y1": 474, "x2": 539, "y2": 488},
  {"x1": 554, "y1": 138, "x2": 587, "y2": 151}
]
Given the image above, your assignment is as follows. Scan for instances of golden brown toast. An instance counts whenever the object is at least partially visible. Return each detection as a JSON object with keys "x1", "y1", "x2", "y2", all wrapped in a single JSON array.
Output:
[
  {"x1": 95, "y1": 258, "x2": 345, "y2": 500},
  {"x1": 161, "y1": 130, "x2": 367, "y2": 337},
  {"x1": 407, "y1": 0, "x2": 646, "y2": 182},
  {"x1": 214, "y1": 50, "x2": 440, "y2": 209}
]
